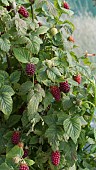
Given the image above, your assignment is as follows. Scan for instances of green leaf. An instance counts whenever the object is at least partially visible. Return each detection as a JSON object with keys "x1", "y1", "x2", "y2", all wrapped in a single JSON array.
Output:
[
  {"x1": 47, "y1": 69, "x2": 56, "y2": 82},
  {"x1": 45, "y1": 125, "x2": 63, "y2": 147},
  {"x1": 94, "y1": 129, "x2": 96, "y2": 141},
  {"x1": 0, "y1": 38, "x2": 10, "y2": 52},
  {"x1": 10, "y1": 70, "x2": 21, "y2": 84},
  {"x1": 36, "y1": 26, "x2": 49, "y2": 35},
  {"x1": 43, "y1": 114, "x2": 57, "y2": 126},
  {"x1": 60, "y1": 140, "x2": 77, "y2": 166},
  {"x1": 19, "y1": 81, "x2": 33, "y2": 95},
  {"x1": 26, "y1": 36, "x2": 43, "y2": 54},
  {"x1": 63, "y1": 116, "x2": 81, "y2": 143},
  {"x1": 15, "y1": 14, "x2": 27, "y2": 34},
  {"x1": 13, "y1": 48, "x2": 30, "y2": 63},
  {"x1": 51, "y1": 67, "x2": 62, "y2": 76},
  {"x1": 0, "y1": 70, "x2": 9, "y2": 85},
  {"x1": 0, "y1": 163, "x2": 11, "y2": 170},
  {"x1": 27, "y1": 86, "x2": 45, "y2": 116},
  {"x1": 6, "y1": 145, "x2": 24, "y2": 159},
  {"x1": 43, "y1": 92, "x2": 53, "y2": 109},
  {"x1": 0, "y1": 92, "x2": 13, "y2": 119},
  {"x1": 29, "y1": 136, "x2": 39, "y2": 144},
  {"x1": 0, "y1": 85, "x2": 15, "y2": 96},
  {"x1": 6, "y1": 115, "x2": 21, "y2": 127},
  {"x1": 27, "y1": 84, "x2": 45, "y2": 124},
  {"x1": 30, "y1": 57, "x2": 39, "y2": 64}
]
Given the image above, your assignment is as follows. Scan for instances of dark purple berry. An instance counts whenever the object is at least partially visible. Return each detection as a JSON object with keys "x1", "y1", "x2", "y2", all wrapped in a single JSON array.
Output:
[{"x1": 26, "y1": 63, "x2": 35, "y2": 76}]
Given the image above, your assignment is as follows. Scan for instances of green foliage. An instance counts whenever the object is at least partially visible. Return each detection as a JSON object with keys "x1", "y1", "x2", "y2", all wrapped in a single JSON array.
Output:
[{"x1": 0, "y1": 0, "x2": 96, "y2": 170}]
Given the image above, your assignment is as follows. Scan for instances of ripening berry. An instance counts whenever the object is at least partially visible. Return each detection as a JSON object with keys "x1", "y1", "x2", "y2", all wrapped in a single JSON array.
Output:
[
  {"x1": 50, "y1": 86, "x2": 61, "y2": 101},
  {"x1": 18, "y1": 142, "x2": 24, "y2": 148},
  {"x1": 73, "y1": 74, "x2": 81, "y2": 84},
  {"x1": 19, "y1": 163, "x2": 29, "y2": 170},
  {"x1": 68, "y1": 36, "x2": 75, "y2": 43},
  {"x1": 26, "y1": 63, "x2": 36, "y2": 76},
  {"x1": 18, "y1": 6, "x2": 29, "y2": 18},
  {"x1": 51, "y1": 151, "x2": 60, "y2": 166},
  {"x1": 11, "y1": 131, "x2": 20, "y2": 145},
  {"x1": 63, "y1": 1, "x2": 70, "y2": 9},
  {"x1": 60, "y1": 81, "x2": 70, "y2": 93}
]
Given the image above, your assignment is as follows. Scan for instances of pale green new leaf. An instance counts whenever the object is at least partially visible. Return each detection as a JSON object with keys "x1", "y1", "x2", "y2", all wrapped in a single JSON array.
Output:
[
  {"x1": 24, "y1": 158, "x2": 35, "y2": 166},
  {"x1": 0, "y1": 38, "x2": 10, "y2": 52},
  {"x1": 63, "y1": 116, "x2": 81, "y2": 143},
  {"x1": 6, "y1": 145, "x2": 23, "y2": 159},
  {"x1": 13, "y1": 48, "x2": 30, "y2": 63}
]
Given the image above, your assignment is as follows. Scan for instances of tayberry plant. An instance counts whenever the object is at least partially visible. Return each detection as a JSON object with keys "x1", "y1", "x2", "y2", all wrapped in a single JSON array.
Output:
[{"x1": 0, "y1": 0, "x2": 96, "y2": 170}]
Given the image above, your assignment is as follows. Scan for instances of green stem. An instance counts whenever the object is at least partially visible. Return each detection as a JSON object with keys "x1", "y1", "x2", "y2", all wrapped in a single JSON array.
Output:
[
  {"x1": 33, "y1": 75, "x2": 34, "y2": 88},
  {"x1": 6, "y1": 54, "x2": 11, "y2": 73},
  {"x1": 30, "y1": 3, "x2": 34, "y2": 22}
]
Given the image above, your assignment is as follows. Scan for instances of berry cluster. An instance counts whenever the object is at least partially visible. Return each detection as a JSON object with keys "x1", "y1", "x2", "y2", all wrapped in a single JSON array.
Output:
[
  {"x1": 19, "y1": 163, "x2": 29, "y2": 170},
  {"x1": 63, "y1": 1, "x2": 70, "y2": 9},
  {"x1": 50, "y1": 86, "x2": 61, "y2": 102},
  {"x1": 50, "y1": 81, "x2": 70, "y2": 101},
  {"x1": 18, "y1": 6, "x2": 29, "y2": 18},
  {"x1": 51, "y1": 151, "x2": 60, "y2": 166},
  {"x1": 11, "y1": 131, "x2": 20, "y2": 145},
  {"x1": 60, "y1": 81, "x2": 70, "y2": 93},
  {"x1": 26, "y1": 63, "x2": 36, "y2": 76},
  {"x1": 11, "y1": 131, "x2": 29, "y2": 158}
]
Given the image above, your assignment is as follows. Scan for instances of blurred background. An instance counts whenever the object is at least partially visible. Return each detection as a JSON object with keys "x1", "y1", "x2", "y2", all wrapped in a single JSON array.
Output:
[{"x1": 66, "y1": 0, "x2": 96, "y2": 63}]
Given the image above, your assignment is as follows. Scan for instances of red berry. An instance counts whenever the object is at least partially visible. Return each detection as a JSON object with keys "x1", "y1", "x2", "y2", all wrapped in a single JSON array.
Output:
[
  {"x1": 23, "y1": 149, "x2": 29, "y2": 158},
  {"x1": 26, "y1": 63, "x2": 36, "y2": 76},
  {"x1": 19, "y1": 163, "x2": 29, "y2": 170},
  {"x1": 60, "y1": 81, "x2": 70, "y2": 93},
  {"x1": 73, "y1": 74, "x2": 81, "y2": 84},
  {"x1": 11, "y1": 131, "x2": 20, "y2": 145},
  {"x1": 51, "y1": 151, "x2": 60, "y2": 166},
  {"x1": 50, "y1": 86, "x2": 61, "y2": 102},
  {"x1": 18, "y1": 6, "x2": 29, "y2": 18},
  {"x1": 63, "y1": 1, "x2": 70, "y2": 9}
]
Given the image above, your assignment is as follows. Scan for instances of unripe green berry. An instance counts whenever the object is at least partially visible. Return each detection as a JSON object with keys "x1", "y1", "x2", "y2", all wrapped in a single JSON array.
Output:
[{"x1": 50, "y1": 27, "x2": 58, "y2": 36}]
